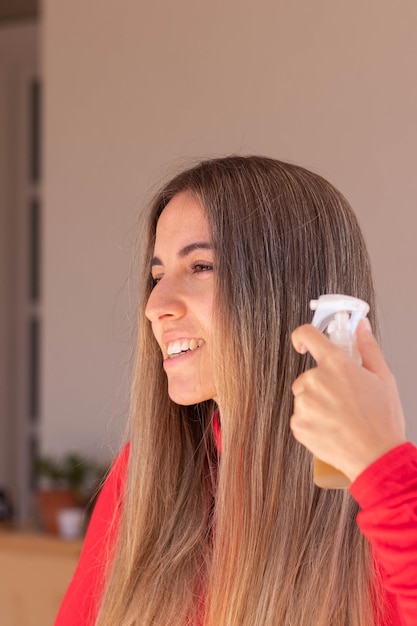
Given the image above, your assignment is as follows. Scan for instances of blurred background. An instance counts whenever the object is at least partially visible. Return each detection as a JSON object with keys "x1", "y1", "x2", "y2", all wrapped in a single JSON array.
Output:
[{"x1": 1, "y1": 0, "x2": 417, "y2": 532}]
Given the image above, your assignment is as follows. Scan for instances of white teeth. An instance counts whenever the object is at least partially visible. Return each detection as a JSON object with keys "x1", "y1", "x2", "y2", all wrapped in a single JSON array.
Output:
[
  {"x1": 166, "y1": 338, "x2": 204, "y2": 357},
  {"x1": 167, "y1": 341, "x2": 181, "y2": 356}
]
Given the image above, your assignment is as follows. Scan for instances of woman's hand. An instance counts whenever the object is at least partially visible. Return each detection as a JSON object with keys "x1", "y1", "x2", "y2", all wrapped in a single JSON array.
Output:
[{"x1": 290, "y1": 320, "x2": 407, "y2": 483}]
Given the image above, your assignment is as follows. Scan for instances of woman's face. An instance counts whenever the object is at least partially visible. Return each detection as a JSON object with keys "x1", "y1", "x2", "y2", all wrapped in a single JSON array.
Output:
[{"x1": 145, "y1": 191, "x2": 217, "y2": 406}]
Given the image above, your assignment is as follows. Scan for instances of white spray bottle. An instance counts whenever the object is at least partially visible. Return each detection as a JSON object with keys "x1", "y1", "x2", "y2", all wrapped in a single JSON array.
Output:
[{"x1": 309, "y1": 294, "x2": 370, "y2": 489}]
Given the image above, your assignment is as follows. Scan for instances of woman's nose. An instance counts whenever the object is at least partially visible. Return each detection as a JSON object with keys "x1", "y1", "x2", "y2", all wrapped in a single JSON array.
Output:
[{"x1": 145, "y1": 278, "x2": 186, "y2": 322}]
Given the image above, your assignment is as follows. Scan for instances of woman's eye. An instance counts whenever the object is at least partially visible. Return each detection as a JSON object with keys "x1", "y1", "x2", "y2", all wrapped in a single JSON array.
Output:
[
  {"x1": 150, "y1": 263, "x2": 213, "y2": 288},
  {"x1": 190, "y1": 263, "x2": 214, "y2": 274},
  {"x1": 150, "y1": 275, "x2": 162, "y2": 288}
]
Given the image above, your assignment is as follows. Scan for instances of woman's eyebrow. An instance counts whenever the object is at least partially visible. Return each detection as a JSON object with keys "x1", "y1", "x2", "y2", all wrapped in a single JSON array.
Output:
[
  {"x1": 178, "y1": 241, "x2": 213, "y2": 258},
  {"x1": 150, "y1": 242, "x2": 213, "y2": 267}
]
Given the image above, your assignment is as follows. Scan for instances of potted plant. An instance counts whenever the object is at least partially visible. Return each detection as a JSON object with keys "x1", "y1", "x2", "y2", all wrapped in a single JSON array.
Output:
[{"x1": 35, "y1": 453, "x2": 105, "y2": 535}]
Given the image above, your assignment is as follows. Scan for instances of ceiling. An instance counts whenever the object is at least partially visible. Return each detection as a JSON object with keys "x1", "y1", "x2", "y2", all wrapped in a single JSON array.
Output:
[{"x1": 0, "y1": 0, "x2": 39, "y2": 23}]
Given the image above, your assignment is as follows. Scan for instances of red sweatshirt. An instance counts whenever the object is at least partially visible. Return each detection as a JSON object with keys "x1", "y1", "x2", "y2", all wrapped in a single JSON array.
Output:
[{"x1": 55, "y1": 442, "x2": 417, "y2": 625}]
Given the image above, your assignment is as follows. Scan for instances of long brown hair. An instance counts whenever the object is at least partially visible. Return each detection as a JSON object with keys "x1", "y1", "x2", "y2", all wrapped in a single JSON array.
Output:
[{"x1": 96, "y1": 156, "x2": 385, "y2": 625}]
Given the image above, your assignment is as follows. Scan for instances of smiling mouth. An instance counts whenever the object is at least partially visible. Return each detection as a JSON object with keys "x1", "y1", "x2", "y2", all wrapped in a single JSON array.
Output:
[{"x1": 166, "y1": 338, "x2": 204, "y2": 359}]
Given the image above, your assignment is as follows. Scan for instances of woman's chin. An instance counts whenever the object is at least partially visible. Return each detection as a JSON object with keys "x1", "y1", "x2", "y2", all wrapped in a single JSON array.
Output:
[{"x1": 167, "y1": 383, "x2": 215, "y2": 407}]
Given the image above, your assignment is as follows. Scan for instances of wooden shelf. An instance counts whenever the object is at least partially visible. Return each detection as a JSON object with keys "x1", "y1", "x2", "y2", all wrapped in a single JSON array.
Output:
[{"x1": 0, "y1": 528, "x2": 82, "y2": 625}]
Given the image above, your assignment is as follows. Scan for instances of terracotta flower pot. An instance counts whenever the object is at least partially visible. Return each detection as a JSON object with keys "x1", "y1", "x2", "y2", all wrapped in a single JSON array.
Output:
[{"x1": 36, "y1": 489, "x2": 80, "y2": 535}]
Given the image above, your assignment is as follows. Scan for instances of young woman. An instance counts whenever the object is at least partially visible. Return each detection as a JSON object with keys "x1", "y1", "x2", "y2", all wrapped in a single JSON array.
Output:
[{"x1": 55, "y1": 156, "x2": 417, "y2": 626}]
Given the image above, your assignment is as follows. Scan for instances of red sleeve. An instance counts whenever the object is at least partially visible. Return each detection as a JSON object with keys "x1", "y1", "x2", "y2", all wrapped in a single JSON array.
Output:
[
  {"x1": 54, "y1": 444, "x2": 129, "y2": 626},
  {"x1": 350, "y1": 442, "x2": 417, "y2": 626}
]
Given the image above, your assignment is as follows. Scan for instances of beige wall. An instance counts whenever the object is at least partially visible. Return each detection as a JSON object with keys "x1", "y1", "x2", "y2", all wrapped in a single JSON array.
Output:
[{"x1": 42, "y1": 0, "x2": 417, "y2": 460}]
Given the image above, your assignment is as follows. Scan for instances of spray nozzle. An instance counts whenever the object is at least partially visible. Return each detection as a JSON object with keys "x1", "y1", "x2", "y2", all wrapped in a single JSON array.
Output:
[{"x1": 310, "y1": 294, "x2": 369, "y2": 336}]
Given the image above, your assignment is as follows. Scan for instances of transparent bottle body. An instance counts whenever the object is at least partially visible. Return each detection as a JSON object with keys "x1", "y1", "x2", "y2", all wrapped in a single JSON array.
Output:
[{"x1": 313, "y1": 321, "x2": 360, "y2": 489}]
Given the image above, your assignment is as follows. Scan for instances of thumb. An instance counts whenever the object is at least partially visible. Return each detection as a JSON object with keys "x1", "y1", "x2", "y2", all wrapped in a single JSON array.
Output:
[{"x1": 356, "y1": 319, "x2": 390, "y2": 378}]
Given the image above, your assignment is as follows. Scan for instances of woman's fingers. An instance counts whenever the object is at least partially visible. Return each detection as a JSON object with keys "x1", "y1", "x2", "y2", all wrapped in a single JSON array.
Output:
[
  {"x1": 356, "y1": 319, "x2": 391, "y2": 378},
  {"x1": 291, "y1": 323, "x2": 339, "y2": 361}
]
